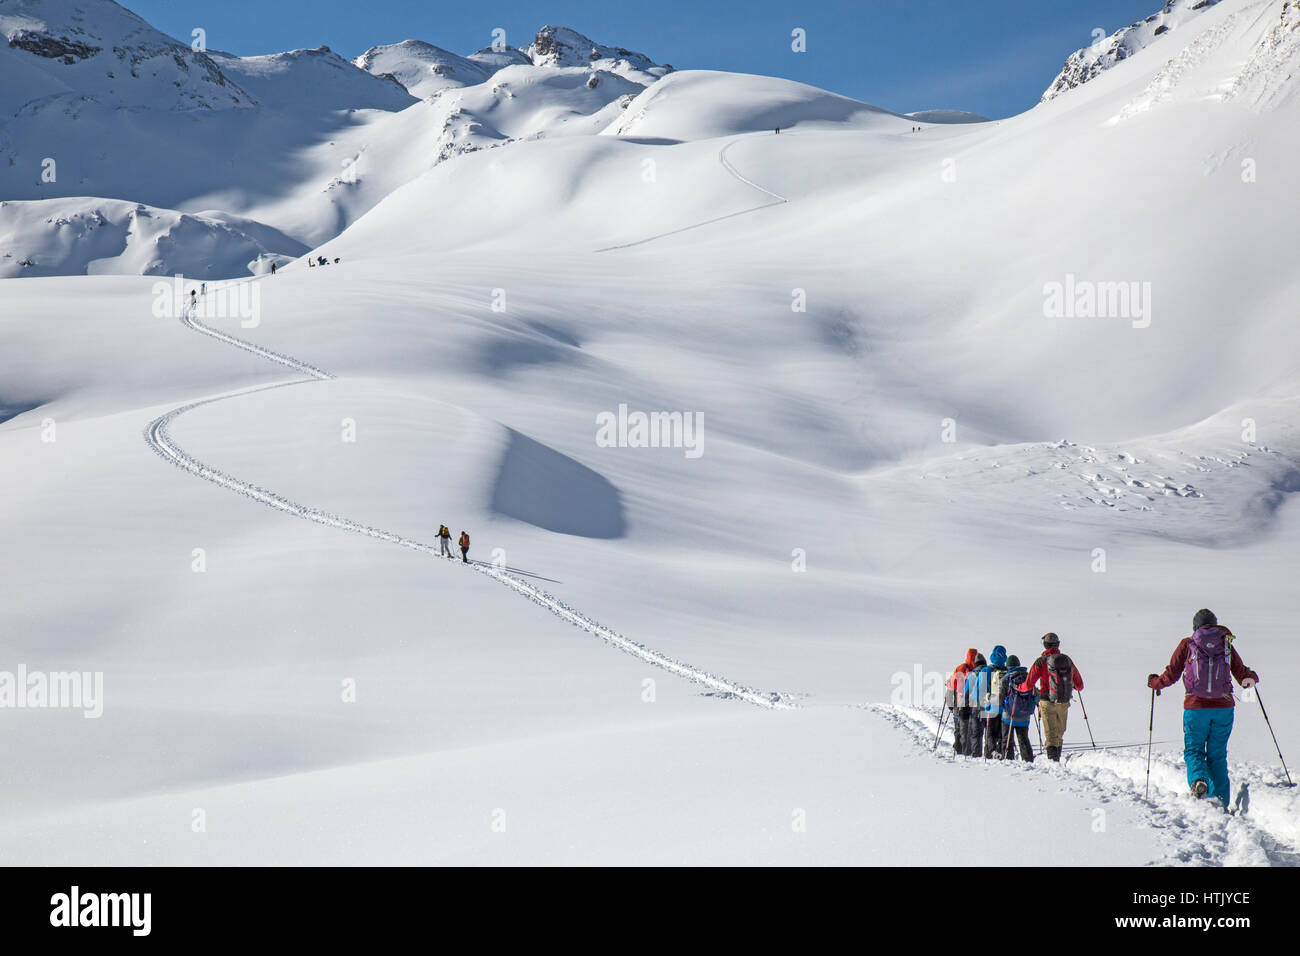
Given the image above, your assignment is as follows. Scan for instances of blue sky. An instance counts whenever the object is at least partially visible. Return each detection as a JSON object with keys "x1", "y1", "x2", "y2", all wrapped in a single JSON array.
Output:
[{"x1": 127, "y1": 0, "x2": 1165, "y2": 118}]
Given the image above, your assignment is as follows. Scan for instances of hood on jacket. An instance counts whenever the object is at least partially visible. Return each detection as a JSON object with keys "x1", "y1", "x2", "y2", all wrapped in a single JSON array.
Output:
[
  {"x1": 990, "y1": 645, "x2": 1007, "y2": 668},
  {"x1": 964, "y1": 648, "x2": 978, "y2": 668}
]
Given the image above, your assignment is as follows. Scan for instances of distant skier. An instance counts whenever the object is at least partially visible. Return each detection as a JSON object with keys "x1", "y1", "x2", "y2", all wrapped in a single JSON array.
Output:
[
  {"x1": 1018, "y1": 632, "x2": 1084, "y2": 761},
  {"x1": 1148, "y1": 609, "x2": 1258, "y2": 806},
  {"x1": 200, "y1": 282, "x2": 207, "y2": 296},
  {"x1": 308, "y1": 258, "x2": 315, "y2": 268},
  {"x1": 189, "y1": 289, "x2": 196, "y2": 309},
  {"x1": 946, "y1": 648, "x2": 979, "y2": 755},
  {"x1": 438, "y1": 524, "x2": 452, "y2": 558},
  {"x1": 270, "y1": 261, "x2": 277, "y2": 276},
  {"x1": 458, "y1": 530, "x2": 470, "y2": 564},
  {"x1": 1000, "y1": 655, "x2": 1036, "y2": 761}
]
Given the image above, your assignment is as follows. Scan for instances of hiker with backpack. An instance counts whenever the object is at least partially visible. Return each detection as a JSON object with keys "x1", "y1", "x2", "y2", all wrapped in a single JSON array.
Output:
[
  {"x1": 1001, "y1": 655, "x2": 1036, "y2": 761},
  {"x1": 965, "y1": 646, "x2": 1009, "y2": 758},
  {"x1": 1017, "y1": 632, "x2": 1084, "y2": 761},
  {"x1": 1147, "y1": 609, "x2": 1258, "y2": 806},
  {"x1": 946, "y1": 649, "x2": 980, "y2": 755},
  {"x1": 458, "y1": 530, "x2": 470, "y2": 563},
  {"x1": 961, "y1": 653, "x2": 988, "y2": 757},
  {"x1": 438, "y1": 524, "x2": 453, "y2": 558}
]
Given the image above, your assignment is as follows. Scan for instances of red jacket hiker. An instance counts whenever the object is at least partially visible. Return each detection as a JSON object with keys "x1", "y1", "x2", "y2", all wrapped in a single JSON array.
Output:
[
  {"x1": 1018, "y1": 647, "x2": 1084, "y2": 695},
  {"x1": 1149, "y1": 632, "x2": 1257, "y2": 709},
  {"x1": 948, "y1": 648, "x2": 978, "y2": 701}
]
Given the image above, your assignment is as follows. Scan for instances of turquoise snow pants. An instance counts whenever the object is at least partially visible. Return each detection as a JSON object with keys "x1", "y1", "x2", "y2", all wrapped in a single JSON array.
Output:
[{"x1": 1183, "y1": 708, "x2": 1234, "y2": 807}]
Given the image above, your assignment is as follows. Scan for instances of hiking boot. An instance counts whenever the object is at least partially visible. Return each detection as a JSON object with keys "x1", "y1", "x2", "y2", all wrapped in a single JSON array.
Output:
[
  {"x1": 1191, "y1": 779, "x2": 1209, "y2": 799},
  {"x1": 1046, "y1": 746, "x2": 1061, "y2": 762}
]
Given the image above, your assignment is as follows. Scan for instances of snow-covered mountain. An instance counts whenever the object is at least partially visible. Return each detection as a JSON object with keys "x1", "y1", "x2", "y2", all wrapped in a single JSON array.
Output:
[
  {"x1": 353, "y1": 39, "x2": 496, "y2": 98},
  {"x1": 523, "y1": 24, "x2": 670, "y2": 81},
  {"x1": 0, "y1": 5, "x2": 679, "y2": 277},
  {"x1": 0, "y1": 196, "x2": 305, "y2": 278},
  {"x1": 207, "y1": 45, "x2": 415, "y2": 113},
  {"x1": 2, "y1": 0, "x2": 1299, "y2": 867},
  {"x1": 351, "y1": 26, "x2": 671, "y2": 101},
  {"x1": 1042, "y1": 0, "x2": 1225, "y2": 101},
  {"x1": 0, "y1": 0, "x2": 255, "y2": 113}
]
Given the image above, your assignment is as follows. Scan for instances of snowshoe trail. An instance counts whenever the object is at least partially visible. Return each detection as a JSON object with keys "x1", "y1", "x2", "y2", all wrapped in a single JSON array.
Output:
[
  {"x1": 877, "y1": 704, "x2": 1300, "y2": 866},
  {"x1": 594, "y1": 135, "x2": 788, "y2": 252},
  {"x1": 145, "y1": 298, "x2": 795, "y2": 710}
]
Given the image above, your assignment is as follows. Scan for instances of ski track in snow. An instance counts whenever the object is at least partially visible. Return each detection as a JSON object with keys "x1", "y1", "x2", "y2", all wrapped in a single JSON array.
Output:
[
  {"x1": 144, "y1": 300, "x2": 795, "y2": 710},
  {"x1": 876, "y1": 704, "x2": 1300, "y2": 866},
  {"x1": 594, "y1": 136, "x2": 788, "y2": 252}
]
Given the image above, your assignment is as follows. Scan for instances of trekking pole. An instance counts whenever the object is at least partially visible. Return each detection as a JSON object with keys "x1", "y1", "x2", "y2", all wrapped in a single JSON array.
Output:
[
  {"x1": 1078, "y1": 691, "x2": 1097, "y2": 749},
  {"x1": 1254, "y1": 687, "x2": 1295, "y2": 787},
  {"x1": 1034, "y1": 709, "x2": 1044, "y2": 755},
  {"x1": 1145, "y1": 685, "x2": 1157, "y2": 800},
  {"x1": 932, "y1": 707, "x2": 949, "y2": 751}
]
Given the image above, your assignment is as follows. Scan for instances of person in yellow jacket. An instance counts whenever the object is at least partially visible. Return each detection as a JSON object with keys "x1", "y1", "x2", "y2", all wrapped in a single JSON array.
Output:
[{"x1": 438, "y1": 525, "x2": 452, "y2": 558}]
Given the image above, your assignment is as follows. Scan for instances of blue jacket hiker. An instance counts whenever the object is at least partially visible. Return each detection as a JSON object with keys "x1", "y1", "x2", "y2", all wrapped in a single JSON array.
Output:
[
  {"x1": 1000, "y1": 655, "x2": 1037, "y2": 761},
  {"x1": 963, "y1": 645, "x2": 1007, "y2": 759}
]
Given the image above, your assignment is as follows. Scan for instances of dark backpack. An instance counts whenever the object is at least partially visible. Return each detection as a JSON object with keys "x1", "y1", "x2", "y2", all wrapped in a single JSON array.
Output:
[
  {"x1": 1005, "y1": 679, "x2": 1036, "y2": 721},
  {"x1": 1041, "y1": 653, "x2": 1074, "y2": 703}
]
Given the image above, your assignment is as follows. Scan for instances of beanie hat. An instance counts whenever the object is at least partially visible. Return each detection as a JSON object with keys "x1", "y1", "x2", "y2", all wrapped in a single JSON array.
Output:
[
  {"x1": 973, "y1": 653, "x2": 987, "y2": 667},
  {"x1": 1041, "y1": 632, "x2": 1060, "y2": 647},
  {"x1": 1193, "y1": 609, "x2": 1217, "y2": 629},
  {"x1": 1006, "y1": 655, "x2": 1021, "y2": 669}
]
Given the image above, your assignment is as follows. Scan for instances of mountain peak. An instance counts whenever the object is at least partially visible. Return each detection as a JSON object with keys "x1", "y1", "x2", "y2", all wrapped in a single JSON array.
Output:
[
  {"x1": 524, "y1": 25, "x2": 665, "y2": 73},
  {"x1": 1041, "y1": 0, "x2": 1224, "y2": 102}
]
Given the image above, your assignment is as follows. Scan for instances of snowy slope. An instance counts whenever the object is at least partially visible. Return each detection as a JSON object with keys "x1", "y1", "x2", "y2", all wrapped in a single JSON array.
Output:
[
  {"x1": 1, "y1": 0, "x2": 1299, "y2": 866},
  {"x1": 604, "y1": 70, "x2": 905, "y2": 139}
]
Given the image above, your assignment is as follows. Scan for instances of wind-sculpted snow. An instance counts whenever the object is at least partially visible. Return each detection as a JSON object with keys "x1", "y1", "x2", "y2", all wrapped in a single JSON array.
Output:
[
  {"x1": 880, "y1": 704, "x2": 1300, "y2": 866},
  {"x1": 144, "y1": 296, "x2": 794, "y2": 710}
]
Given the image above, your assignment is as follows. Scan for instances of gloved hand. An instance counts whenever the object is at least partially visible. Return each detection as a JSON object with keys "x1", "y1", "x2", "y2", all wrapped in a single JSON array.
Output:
[
  {"x1": 1241, "y1": 676, "x2": 1257, "y2": 688},
  {"x1": 1147, "y1": 673, "x2": 1161, "y2": 689}
]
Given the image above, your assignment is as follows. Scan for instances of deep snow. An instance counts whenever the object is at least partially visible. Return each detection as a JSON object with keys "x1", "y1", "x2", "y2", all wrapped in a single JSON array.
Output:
[{"x1": 1, "y1": 0, "x2": 1299, "y2": 866}]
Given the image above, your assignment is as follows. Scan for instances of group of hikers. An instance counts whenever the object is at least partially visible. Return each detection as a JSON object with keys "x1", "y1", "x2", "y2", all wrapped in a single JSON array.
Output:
[
  {"x1": 946, "y1": 631, "x2": 1083, "y2": 764},
  {"x1": 307, "y1": 255, "x2": 340, "y2": 268},
  {"x1": 438, "y1": 525, "x2": 471, "y2": 563},
  {"x1": 943, "y1": 610, "x2": 1263, "y2": 808}
]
